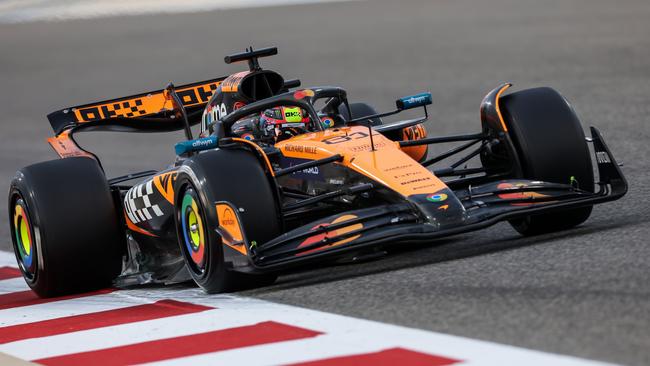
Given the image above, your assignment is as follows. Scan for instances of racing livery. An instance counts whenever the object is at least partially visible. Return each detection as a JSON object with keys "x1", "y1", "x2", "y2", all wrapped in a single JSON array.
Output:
[{"x1": 9, "y1": 47, "x2": 627, "y2": 296}]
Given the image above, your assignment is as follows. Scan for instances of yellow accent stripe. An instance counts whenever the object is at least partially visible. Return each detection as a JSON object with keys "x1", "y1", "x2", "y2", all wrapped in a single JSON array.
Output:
[{"x1": 495, "y1": 84, "x2": 512, "y2": 132}]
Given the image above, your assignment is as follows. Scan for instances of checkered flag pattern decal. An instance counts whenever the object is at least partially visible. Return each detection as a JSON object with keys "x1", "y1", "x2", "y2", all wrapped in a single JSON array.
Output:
[{"x1": 125, "y1": 180, "x2": 164, "y2": 224}]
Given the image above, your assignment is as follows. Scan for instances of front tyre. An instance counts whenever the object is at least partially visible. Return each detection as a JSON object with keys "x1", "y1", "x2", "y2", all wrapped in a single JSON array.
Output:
[
  {"x1": 339, "y1": 102, "x2": 383, "y2": 126},
  {"x1": 341, "y1": 102, "x2": 428, "y2": 162},
  {"x1": 500, "y1": 87, "x2": 594, "y2": 235},
  {"x1": 174, "y1": 148, "x2": 281, "y2": 293}
]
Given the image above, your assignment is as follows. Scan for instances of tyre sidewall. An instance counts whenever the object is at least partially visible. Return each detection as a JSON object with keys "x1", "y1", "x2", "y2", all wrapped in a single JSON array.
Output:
[
  {"x1": 8, "y1": 158, "x2": 124, "y2": 296},
  {"x1": 174, "y1": 174, "x2": 228, "y2": 292}
]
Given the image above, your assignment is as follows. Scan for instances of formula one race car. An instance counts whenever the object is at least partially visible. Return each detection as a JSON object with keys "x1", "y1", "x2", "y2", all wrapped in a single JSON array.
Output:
[{"x1": 9, "y1": 47, "x2": 627, "y2": 297}]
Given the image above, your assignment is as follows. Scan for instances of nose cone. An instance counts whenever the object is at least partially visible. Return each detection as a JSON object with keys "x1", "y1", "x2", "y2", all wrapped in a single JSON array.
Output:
[{"x1": 408, "y1": 188, "x2": 467, "y2": 230}]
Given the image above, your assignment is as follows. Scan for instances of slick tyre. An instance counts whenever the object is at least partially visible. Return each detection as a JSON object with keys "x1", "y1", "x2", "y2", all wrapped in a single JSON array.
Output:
[
  {"x1": 341, "y1": 102, "x2": 428, "y2": 162},
  {"x1": 500, "y1": 87, "x2": 594, "y2": 235},
  {"x1": 8, "y1": 157, "x2": 125, "y2": 297},
  {"x1": 339, "y1": 102, "x2": 383, "y2": 126},
  {"x1": 175, "y1": 148, "x2": 280, "y2": 293}
]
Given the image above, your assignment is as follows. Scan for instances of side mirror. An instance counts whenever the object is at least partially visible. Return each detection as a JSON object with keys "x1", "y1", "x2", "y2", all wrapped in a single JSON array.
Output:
[{"x1": 396, "y1": 92, "x2": 432, "y2": 110}]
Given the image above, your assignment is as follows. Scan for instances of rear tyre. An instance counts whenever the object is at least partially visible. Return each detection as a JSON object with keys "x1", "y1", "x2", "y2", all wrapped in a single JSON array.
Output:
[
  {"x1": 8, "y1": 158, "x2": 125, "y2": 297},
  {"x1": 175, "y1": 148, "x2": 280, "y2": 293},
  {"x1": 500, "y1": 87, "x2": 594, "y2": 235}
]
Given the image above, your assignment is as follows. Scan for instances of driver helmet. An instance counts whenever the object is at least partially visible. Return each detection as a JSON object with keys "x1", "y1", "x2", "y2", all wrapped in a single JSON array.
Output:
[{"x1": 259, "y1": 106, "x2": 311, "y2": 142}]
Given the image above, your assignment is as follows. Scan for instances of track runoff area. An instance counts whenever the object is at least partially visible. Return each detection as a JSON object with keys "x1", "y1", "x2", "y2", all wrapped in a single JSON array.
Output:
[{"x1": 0, "y1": 252, "x2": 615, "y2": 366}]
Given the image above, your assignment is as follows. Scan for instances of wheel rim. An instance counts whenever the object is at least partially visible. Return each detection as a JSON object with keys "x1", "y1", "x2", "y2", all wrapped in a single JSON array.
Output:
[
  {"x1": 180, "y1": 188, "x2": 206, "y2": 271},
  {"x1": 12, "y1": 198, "x2": 36, "y2": 280}
]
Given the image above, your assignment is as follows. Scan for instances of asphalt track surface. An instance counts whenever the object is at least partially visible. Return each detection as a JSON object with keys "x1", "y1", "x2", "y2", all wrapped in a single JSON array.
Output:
[{"x1": 0, "y1": 0, "x2": 649, "y2": 364}]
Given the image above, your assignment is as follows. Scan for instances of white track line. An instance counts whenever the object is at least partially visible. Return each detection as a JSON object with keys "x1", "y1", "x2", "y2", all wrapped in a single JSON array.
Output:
[
  {"x1": 143, "y1": 335, "x2": 392, "y2": 366},
  {"x1": 0, "y1": 251, "x2": 616, "y2": 365},
  {"x1": 0, "y1": 278, "x2": 27, "y2": 295},
  {"x1": 0, "y1": 291, "x2": 152, "y2": 327},
  {"x1": 0, "y1": 252, "x2": 16, "y2": 267}
]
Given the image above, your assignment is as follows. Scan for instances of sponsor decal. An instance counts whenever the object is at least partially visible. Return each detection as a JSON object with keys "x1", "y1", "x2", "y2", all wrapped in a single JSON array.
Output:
[
  {"x1": 596, "y1": 151, "x2": 611, "y2": 164},
  {"x1": 279, "y1": 157, "x2": 324, "y2": 180},
  {"x1": 408, "y1": 96, "x2": 426, "y2": 104},
  {"x1": 281, "y1": 122, "x2": 305, "y2": 128},
  {"x1": 497, "y1": 182, "x2": 528, "y2": 191},
  {"x1": 220, "y1": 207, "x2": 236, "y2": 227},
  {"x1": 47, "y1": 131, "x2": 94, "y2": 159},
  {"x1": 192, "y1": 138, "x2": 213, "y2": 148},
  {"x1": 496, "y1": 182, "x2": 547, "y2": 205},
  {"x1": 297, "y1": 214, "x2": 362, "y2": 255},
  {"x1": 402, "y1": 124, "x2": 426, "y2": 141},
  {"x1": 299, "y1": 167, "x2": 320, "y2": 175},
  {"x1": 397, "y1": 93, "x2": 432, "y2": 109},
  {"x1": 216, "y1": 203, "x2": 246, "y2": 255},
  {"x1": 214, "y1": 103, "x2": 227, "y2": 120},
  {"x1": 393, "y1": 171, "x2": 423, "y2": 179},
  {"x1": 293, "y1": 89, "x2": 315, "y2": 100},
  {"x1": 74, "y1": 81, "x2": 219, "y2": 123},
  {"x1": 241, "y1": 133, "x2": 254, "y2": 141},
  {"x1": 321, "y1": 117, "x2": 334, "y2": 128},
  {"x1": 284, "y1": 144, "x2": 317, "y2": 154},
  {"x1": 383, "y1": 164, "x2": 413, "y2": 172},
  {"x1": 346, "y1": 141, "x2": 387, "y2": 152},
  {"x1": 175, "y1": 136, "x2": 218, "y2": 155},
  {"x1": 202, "y1": 102, "x2": 227, "y2": 130},
  {"x1": 401, "y1": 177, "x2": 431, "y2": 186},
  {"x1": 401, "y1": 124, "x2": 428, "y2": 161},
  {"x1": 413, "y1": 183, "x2": 438, "y2": 191},
  {"x1": 426, "y1": 193, "x2": 448, "y2": 202},
  {"x1": 283, "y1": 107, "x2": 303, "y2": 122}
]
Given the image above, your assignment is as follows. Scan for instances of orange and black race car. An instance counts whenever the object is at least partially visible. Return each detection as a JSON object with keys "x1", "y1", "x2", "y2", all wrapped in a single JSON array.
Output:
[{"x1": 9, "y1": 47, "x2": 627, "y2": 296}]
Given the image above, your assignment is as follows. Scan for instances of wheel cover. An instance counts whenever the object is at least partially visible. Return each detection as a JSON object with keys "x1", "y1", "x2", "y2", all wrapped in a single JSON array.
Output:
[
  {"x1": 181, "y1": 189, "x2": 206, "y2": 270},
  {"x1": 12, "y1": 199, "x2": 36, "y2": 279}
]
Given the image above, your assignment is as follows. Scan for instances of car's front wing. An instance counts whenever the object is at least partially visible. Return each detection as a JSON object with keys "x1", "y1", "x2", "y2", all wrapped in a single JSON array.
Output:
[{"x1": 247, "y1": 127, "x2": 626, "y2": 271}]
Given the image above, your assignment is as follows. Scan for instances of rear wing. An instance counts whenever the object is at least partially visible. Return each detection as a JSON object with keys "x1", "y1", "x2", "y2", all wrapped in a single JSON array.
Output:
[{"x1": 47, "y1": 77, "x2": 225, "y2": 135}]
